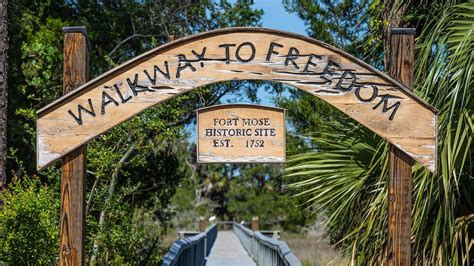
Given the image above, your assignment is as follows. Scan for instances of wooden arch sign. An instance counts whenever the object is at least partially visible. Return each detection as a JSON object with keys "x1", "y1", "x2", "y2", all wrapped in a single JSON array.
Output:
[{"x1": 37, "y1": 27, "x2": 437, "y2": 172}]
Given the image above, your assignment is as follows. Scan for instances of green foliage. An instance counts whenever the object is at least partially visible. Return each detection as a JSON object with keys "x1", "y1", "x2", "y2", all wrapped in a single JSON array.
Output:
[
  {"x1": 20, "y1": 18, "x2": 65, "y2": 99},
  {"x1": 170, "y1": 178, "x2": 217, "y2": 230},
  {"x1": 283, "y1": 0, "x2": 384, "y2": 67},
  {"x1": 284, "y1": 2, "x2": 473, "y2": 265},
  {"x1": 4, "y1": 0, "x2": 264, "y2": 264},
  {"x1": 170, "y1": 140, "x2": 314, "y2": 233},
  {"x1": 88, "y1": 205, "x2": 167, "y2": 264},
  {"x1": 0, "y1": 176, "x2": 60, "y2": 265},
  {"x1": 7, "y1": 0, "x2": 264, "y2": 174},
  {"x1": 8, "y1": 12, "x2": 69, "y2": 173},
  {"x1": 226, "y1": 178, "x2": 309, "y2": 232},
  {"x1": 410, "y1": 3, "x2": 473, "y2": 264}
]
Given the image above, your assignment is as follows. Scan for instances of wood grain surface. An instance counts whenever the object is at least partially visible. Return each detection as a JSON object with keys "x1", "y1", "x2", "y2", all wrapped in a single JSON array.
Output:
[
  {"x1": 387, "y1": 29, "x2": 415, "y2": 266},
  {"x1": 197, "y1": 104, "x2": 285, "y2": 163},
  {"x1": 36, "y1": 28, "x2": 437, "y2": 172},
  {"x1": 60, "y1": 28, "x2": 88, "y2": 266}
]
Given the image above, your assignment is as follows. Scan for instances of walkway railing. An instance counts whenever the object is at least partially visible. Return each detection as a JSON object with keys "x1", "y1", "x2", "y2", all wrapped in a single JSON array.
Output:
[
  {"x1": 233, "y1": 222, "x2": 301, "y2": 266},
  {"x1": 205, "y1": 223, "x2": 218, "y2": 255},
  {"x1": 162, "y1": 224, "x2": 217, "y2": 266}
]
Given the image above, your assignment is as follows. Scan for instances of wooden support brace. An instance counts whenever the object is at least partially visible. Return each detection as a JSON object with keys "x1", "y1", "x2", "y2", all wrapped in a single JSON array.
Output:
[
  {"x1": 60, "y1": 27, "x2": 88, "y2": 266},
  {"x1": 387, "y1": 28, "x2": 415, "y2": 266}
]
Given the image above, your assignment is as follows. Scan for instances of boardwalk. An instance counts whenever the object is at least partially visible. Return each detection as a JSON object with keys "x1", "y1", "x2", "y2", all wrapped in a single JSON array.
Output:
[{"x1": 206, "y1": 231, "x2": 255, "y2": 266}]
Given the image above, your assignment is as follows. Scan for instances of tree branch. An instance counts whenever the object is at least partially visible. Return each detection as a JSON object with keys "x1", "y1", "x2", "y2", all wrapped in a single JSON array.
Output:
[{"x1": 108, "y1": 33, "x2": 161, "y2": 57}]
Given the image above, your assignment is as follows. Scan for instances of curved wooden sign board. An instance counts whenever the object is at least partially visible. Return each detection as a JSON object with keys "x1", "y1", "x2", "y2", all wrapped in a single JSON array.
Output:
[{"x1": 37, "y1": 27, "x2": 437, "y2": 172}]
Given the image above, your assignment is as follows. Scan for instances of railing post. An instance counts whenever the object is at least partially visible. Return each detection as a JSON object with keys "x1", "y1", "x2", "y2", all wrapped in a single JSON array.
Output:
[
  {"x1": 199, "y1": 217, "x2": 207, "y2": 261},
  {"x1": 233, "y1": 223, "x2": 301, "y2": 266},
  {"x1": 251, "y1": 216, "x2": 259, "y2": 231},
  {"x1": 199, "y1": 216, "x2": 207, "y2": 232}
]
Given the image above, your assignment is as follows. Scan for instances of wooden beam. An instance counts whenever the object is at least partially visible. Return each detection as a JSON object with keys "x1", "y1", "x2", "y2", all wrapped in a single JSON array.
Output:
[
  {"x1": 387, "y1": 28, "x2": 415, "y2": 266},
  {"x1": 60, "y1": 26, "x2": 88, "y2": 266},
  {"x1": 36, "y1": 28, "x2": 437, "y2": 173}
]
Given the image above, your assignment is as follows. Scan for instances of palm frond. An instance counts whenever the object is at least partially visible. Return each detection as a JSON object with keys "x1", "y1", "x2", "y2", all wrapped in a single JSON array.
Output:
[{"x1": 285, "y1": 3, "x2": 473, "y2": 264}]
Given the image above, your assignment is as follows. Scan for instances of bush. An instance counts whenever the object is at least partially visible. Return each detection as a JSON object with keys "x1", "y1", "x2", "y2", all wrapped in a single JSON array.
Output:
[{"x1": 0, "y1": 177, "x2": 60, "y2": 265}]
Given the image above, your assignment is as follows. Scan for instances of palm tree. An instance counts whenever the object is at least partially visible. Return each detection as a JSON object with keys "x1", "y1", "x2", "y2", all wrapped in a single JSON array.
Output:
[{"x1": 285, "y1": 3, "x2": 473, "y2": 265}]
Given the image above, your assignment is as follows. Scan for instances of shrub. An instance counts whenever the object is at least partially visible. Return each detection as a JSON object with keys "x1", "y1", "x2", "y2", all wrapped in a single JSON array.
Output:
[{"x1": 0, "y1": 177, "x2": 60, "y2": 265}]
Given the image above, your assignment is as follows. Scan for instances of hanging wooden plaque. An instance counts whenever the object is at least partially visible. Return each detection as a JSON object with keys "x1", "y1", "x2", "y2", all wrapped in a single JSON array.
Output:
[{"x1": 197, "y1": 104, "x2": 285, "y2": 163}]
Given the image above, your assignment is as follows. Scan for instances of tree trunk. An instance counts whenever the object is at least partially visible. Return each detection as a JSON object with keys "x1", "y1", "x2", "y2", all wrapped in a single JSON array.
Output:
[
  {"x1": 89, "y1": 142, "x2": 137, "y2": 266},
  {"x1": 0, "y1": 0, "x2": 8, "y2": 187},
  {"x1": 382, "y1": 0, "x2": 409, "y2": 69}
]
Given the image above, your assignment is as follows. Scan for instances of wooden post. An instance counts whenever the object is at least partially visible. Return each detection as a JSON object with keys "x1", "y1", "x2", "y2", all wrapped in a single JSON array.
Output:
[
  {"x1": 387, "y1": 28, "x2": 415, "y2": 266},
  {"x1": 251, "y1": 216, "x2": 259, "y2": 231},
  {"x1": 199, "y1": 217, "x2": 207, "y2": 232},
  {"x1": 60, "y1": 26, "x2": 88, "y2": 266}
]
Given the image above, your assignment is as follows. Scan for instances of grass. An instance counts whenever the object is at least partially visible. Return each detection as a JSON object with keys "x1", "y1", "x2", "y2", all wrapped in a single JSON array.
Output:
[{"x1": 281, "y1": 231, "x2": 349, "y2": 266}]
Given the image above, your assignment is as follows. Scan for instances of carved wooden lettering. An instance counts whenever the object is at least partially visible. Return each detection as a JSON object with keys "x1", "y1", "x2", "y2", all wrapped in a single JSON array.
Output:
[
  {"x1": 197, "y1": 105, "x2": 285, "y2": 163},
  {"x1": 37, "y1": 28, "x2": 437, "y2": 172}
]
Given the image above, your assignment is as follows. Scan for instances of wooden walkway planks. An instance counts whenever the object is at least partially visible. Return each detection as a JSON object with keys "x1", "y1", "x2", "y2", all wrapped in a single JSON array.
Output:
[{"x1": 206, "y1": 231, "x2": 255, "y2": 266}]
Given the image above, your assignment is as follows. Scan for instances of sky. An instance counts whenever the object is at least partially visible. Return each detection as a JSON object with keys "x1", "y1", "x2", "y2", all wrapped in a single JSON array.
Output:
[
  {"x1": 219, "y1": 0, "x2": 308, "y2": 106},
  {"x1": 252, "y1": 1, "x2": 307, "y2": 35},
  {"x1": 186, "y1": 1, "x2": 307, "y2": 141}
]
